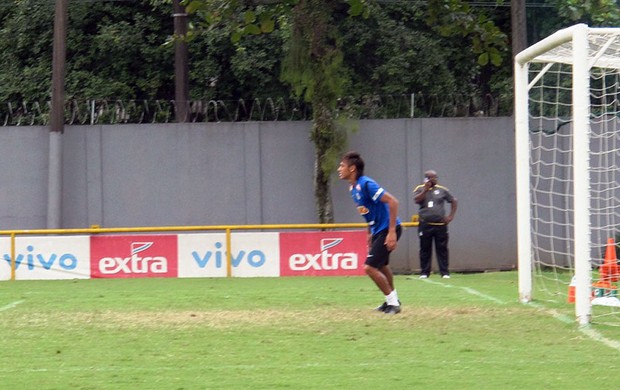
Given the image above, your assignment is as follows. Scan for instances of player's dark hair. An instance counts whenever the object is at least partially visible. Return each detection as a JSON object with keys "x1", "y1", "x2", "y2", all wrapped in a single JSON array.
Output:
[{"x1": 343, "y1": 151, "x2": 364, "y2": 178}]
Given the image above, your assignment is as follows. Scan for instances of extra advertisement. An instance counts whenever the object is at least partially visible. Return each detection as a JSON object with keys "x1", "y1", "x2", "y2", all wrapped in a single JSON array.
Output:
[
  {"x1": 90, "y1": 235, "x2": 178, "y2": 278},
  {"x1": 279, "y1": 230, "x2": 367, "y2": 276}
]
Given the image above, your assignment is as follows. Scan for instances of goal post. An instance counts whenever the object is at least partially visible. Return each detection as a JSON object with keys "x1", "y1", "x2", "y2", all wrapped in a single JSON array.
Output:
[{"x1": 515, "y1": 24, "x2": 620, "y2": 326}]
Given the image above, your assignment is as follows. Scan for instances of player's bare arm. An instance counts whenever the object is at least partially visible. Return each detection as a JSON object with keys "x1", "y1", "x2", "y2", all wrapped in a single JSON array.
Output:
[{"x1": 380, "y1": 191, "x2": 399, "y2": 251}]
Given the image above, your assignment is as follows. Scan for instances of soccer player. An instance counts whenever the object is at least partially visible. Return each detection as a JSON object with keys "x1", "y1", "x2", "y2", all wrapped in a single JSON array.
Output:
[{"x1": 337, "y1": 151, "x2": 402, "y2": 314}]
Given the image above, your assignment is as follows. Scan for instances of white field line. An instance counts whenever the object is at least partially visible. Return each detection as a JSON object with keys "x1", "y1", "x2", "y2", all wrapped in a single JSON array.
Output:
[
  {"x1": 0, "y1": 300, "x2": 24, "y2": 312},
  {"x1": 418, "y1": 278, "x2": 620, "y2": 352},
  {"x1": 421, "y1": 278, "x2": 508, "y2": 305},
  {"x1": 528, "y1": 301, "x2": 620, "y2": 351}
]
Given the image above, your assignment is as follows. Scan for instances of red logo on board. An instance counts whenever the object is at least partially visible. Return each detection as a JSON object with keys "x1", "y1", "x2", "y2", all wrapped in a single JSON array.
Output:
[
  {"x1": 90, "y1": 235, "x2": 178, "y2": 278},
  {"x1": 279, "y1": 231, "x2": 367, "y2": 276}
]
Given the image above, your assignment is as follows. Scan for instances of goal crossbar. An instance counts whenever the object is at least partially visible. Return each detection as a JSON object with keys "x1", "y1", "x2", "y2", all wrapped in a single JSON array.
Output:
[{"x1": 516, "y1": 24, "x2": 620, "y2": 69}]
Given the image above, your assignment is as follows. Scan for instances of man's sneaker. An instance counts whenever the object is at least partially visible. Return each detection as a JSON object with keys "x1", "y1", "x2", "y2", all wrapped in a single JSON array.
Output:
[
  {"x1": 375, "y1": 302, "x2": 388, "y2": 312},
  {"x1": 442, "y1": 274, "x2": 451, "y2": 279},
  {"x1": 419, "y1": 274, "x2": 429, "y2": 279},
  {"x1": 384, "y1": 305, "x2": 401, "y2": 315}
]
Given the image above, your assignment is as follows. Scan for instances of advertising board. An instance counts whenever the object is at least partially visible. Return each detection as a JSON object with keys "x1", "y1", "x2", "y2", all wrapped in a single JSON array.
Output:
[
  {"x1": 90, "y1": 235, "x2": 178, "y2": 278},
  {"x1": 0, "y1": 236, "x2": 90, "y2": 280},
  {"x1": 279, "y1": 230, "x2": 367, "y2": 276},
  {"x1": 177, "y1": 232, "x2": 280, "y2": 277}
]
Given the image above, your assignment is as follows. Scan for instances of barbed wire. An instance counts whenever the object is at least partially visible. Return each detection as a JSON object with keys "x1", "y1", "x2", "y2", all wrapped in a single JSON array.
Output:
[{"x1": 0, "y1": 93, "x2": 510, "y2": 126}]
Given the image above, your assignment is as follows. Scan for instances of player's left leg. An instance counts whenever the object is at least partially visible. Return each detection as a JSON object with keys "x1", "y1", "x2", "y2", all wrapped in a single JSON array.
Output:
[
  {"x1": 365, "y1": 227, "x2": 401, "y2": 313},
  {"x1": 364, "y1": 264, "x2": 392, "y2": 295},
  {"x1": 380, "y1": 264, "x2": 394, "y2": 291},
  {"x1": 377, "y1": 225, "x2": 402, "y2": 290}
]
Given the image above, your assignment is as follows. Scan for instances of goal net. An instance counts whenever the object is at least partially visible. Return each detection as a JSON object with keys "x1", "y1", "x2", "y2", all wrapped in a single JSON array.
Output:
[{"x1": 515, "y1": 24, "x2": 620, "y2": 326}]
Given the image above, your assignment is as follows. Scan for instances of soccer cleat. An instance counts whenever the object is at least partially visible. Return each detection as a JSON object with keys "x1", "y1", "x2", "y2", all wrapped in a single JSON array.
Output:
[
  {"x1": 375, "y1": 300, "x2": 401, "y2": 312},
  {"x1": 419, "y1": 274, "x2": 429, "y2": 279},
  {"x1": 442, "y1": 274, "x2": 451, "y2": 279},
  {"x1": 375, "y1": 302, "x2": 388, "y2": 312},
  {"x1": 384, "y1": 305, "x2": 401, "y2": 315}
]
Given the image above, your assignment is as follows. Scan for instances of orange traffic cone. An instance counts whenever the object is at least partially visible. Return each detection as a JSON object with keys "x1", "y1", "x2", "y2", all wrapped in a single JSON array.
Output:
[
  {"x1": 600, "y1": 238, "x2": 620, "y2": 283},
  {"x1": 567, "y1": 275, "x2": 576, "y2": 303}
]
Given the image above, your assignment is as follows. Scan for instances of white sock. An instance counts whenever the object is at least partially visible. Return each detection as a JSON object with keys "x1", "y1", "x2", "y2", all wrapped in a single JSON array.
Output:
[{"x1": 386, "y1": 290, "x2": 399, "y2": 306}]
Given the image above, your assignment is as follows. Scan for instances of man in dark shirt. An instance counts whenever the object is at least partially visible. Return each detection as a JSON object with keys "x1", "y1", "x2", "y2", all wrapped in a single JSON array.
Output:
[{"x1": 413, "y1": 170, "x2": 458, "y2": 279}]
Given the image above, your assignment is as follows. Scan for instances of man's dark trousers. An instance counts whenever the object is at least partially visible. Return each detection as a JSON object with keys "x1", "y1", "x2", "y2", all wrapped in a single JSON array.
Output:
[{"x1": 419, "y1": 222, "x2": 449, "y2": 276}]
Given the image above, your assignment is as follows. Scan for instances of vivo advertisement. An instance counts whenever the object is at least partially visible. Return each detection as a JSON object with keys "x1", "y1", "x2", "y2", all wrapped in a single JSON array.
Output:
[
  {"x1": 0, "y1": 230, "x2": 367, "y2": 280},
  {"x1": 178, "y1": 232, "x2": 280, "y2": 278},
  {"x1": 0, "y1": 236, "x2": 91, "y2": 281}
]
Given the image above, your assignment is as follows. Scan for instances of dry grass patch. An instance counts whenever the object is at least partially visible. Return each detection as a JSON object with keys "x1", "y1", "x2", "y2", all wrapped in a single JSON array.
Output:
[{"x1": 3, "y1": 306, "x2": 526, "y2": 331}]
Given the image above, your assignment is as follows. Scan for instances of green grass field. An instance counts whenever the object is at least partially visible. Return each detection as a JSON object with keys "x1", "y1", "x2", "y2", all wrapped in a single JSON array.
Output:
[{"x1": 1, "y1": 272, "x2": 619, "y2": 389}]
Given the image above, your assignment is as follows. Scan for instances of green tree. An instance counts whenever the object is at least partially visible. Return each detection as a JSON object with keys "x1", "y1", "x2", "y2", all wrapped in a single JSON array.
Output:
[
  {"x1": 281, "y1": 0, "x2": 350, "y2": 223},
  {"x1": 0, "y1": 1, "x2": 174, "y2": 103},
  {"x1": 339, "y1": 2, "x2": 509, "y2": 116},
  {"x1": 66, "y1": 3, "x2": 175, "y2": 100},
  {"x1": 0, "y1": 0, "x2": 55, "y2": 102},
  {"x1": 186, "y1": 17, "x2": 289, "y2": 101},
  {"x1": 551, "y1": 0, "x2": 620, "y2": 26}
]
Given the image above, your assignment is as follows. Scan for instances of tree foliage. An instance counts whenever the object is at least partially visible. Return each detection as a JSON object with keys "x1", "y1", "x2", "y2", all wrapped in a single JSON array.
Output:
[
  {"x1": 426, "y1": 0, "x2": 508, "y2": 66},
  {"x1": 0, "y1": 1, "x2": 174, "y2": 102},
  {"x1": 0, "y1": 1, "x2": 617, "y2": 105},
  {"x1": 551, "y1": 0, "x2": 620, "y2": 25},
  {"x1": 283, "y1": 0, "x2": 351, "y2": 222}
]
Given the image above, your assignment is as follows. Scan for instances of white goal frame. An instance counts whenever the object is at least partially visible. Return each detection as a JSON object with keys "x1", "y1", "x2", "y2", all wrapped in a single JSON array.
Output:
[{"x1": 514, "y1": 24, "x2": 620, "y2": 326}]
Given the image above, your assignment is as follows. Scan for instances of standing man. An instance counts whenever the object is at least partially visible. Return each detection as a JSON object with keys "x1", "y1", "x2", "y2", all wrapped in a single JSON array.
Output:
[
  {"x1": 337, "y1": 151, "x2": 402, "y2": 314},
  {"x1": 413, "y1": 170, "x2": 458, "y2": 279}
]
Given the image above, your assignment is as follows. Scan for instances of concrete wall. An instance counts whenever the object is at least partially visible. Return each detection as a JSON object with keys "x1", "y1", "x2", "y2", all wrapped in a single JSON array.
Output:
[{"x1": 0, "y1": 117, "x2": 517, "y2": 274}]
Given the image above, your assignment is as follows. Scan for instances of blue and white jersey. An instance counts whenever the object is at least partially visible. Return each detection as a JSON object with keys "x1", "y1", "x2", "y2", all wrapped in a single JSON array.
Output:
[{"x1": 350, "y1": 175, "x2": 401, "y2": 235}]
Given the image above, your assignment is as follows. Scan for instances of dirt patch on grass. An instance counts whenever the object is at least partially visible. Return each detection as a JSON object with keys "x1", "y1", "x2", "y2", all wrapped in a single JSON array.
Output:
[
  {"x1": 67, "y1": 306, "x2": 521, "y2": 329},
  {"x1": 7, "y1": 306, "x2": 525, "y2": 331},
  {"x1": 77, "y1": 308, "x2": 398, "y2": 329}
]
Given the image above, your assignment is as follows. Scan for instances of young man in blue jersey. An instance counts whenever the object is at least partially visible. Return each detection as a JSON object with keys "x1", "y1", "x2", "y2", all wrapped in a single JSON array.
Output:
[{"x1": 337, "y1": 151, "x2": 402, "y2": 314}]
